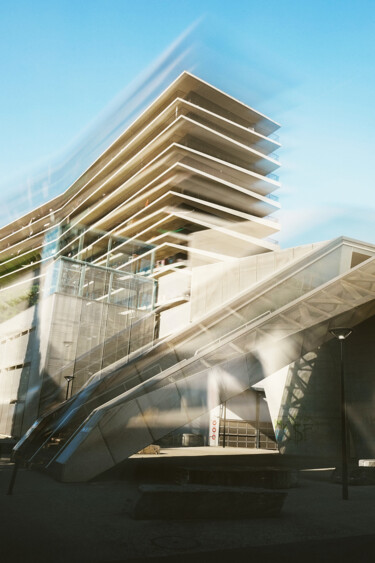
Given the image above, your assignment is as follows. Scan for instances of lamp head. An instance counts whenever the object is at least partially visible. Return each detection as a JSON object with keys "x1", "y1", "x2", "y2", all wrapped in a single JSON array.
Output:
[{"x1": 329, "y1": 328, "x2": 353, "y2": 340}]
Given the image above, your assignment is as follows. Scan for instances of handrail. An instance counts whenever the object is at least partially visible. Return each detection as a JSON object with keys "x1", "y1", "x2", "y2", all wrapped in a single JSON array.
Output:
[{"x1": 27, "y1": 404, "x2": 83, "y2": 464}]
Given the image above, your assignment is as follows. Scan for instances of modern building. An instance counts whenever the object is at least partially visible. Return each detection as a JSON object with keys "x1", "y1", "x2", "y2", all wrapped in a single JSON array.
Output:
[{"x1": 1, "y1": 72, "x2": 374, "y2": 480}]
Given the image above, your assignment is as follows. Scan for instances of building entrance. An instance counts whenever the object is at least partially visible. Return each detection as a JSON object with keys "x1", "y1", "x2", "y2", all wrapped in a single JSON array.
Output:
[
  {"x1": 218, "y1": 418, "x2": 277, "y2": 449},
  {"x1": 218, "y1": 393, "x2": 278, "y2": 450}
]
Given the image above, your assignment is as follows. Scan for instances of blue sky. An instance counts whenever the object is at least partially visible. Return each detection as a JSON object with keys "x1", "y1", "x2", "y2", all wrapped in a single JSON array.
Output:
[{"x1": 0, "y1": 0, "x2": 374, "y2": 247}]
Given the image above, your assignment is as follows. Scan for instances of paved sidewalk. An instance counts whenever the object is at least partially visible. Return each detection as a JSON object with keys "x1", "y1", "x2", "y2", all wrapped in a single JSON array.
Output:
[{"x1": 1, "y1": 450, "x2": 375, "y2": 562}]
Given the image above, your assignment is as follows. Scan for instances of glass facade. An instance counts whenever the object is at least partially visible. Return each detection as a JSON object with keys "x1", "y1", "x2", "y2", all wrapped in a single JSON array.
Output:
[{"x1": 0, "y1": 255, "x2": 156, "y2": 436}]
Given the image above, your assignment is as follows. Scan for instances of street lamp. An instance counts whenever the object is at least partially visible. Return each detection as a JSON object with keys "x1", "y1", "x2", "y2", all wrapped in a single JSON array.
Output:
[
  {"x1": 329, "y1": 327, "x2": 353, "y2": 500},
  {"x1": 64, "y1": 375, "x2": 74, "y2": 400}
]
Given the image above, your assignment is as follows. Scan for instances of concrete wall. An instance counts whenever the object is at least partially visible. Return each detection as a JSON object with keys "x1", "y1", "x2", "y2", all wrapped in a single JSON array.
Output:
[
  {"x1": 157, "y1": 270, "x2": 191, "y2": 338},
  {"x1": 157, "y1": 270, "x2": 190, "y2": 305},
  {"x1": 0, "y1": 304, "x2": 42, "y2": 437},
  {"x1": 273, "y1": 315, "x2": 375, "y2": 462},
  {"x1": 159, "y1": 303, "x2": 190, "y2": 339},
  {"x1": 225, "y1": 389, "x2": 269, "y2": 422}
]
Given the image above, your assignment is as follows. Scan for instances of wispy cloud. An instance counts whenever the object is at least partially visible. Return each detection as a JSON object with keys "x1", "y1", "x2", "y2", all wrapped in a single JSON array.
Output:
[{"x1": 277, "y1": 203, "x2": 375, "y2": 247}]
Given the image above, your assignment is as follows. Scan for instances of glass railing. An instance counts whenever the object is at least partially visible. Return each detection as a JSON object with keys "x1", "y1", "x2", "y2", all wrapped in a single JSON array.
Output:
[
  {"x1": 266, "y1": 193, "x2": 279, "y2": 202},
  {"x1": 265, "y1": 237, "x2": 279, "y2": 245},
  {"x1": 266, "y1": 173, "x2": 279, "y2": 182},
  {"x1": 268, "y1": 132, "x2": 280, "y2": 143},
  {"x1": 45, "y1": 256, "x2": 155, "y2": 309},
  {"x1": 267, "y1": 152, "x2": 279, "y2": 162}
]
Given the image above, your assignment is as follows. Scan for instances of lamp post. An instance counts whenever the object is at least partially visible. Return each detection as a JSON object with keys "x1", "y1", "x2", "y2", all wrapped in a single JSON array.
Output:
[
  {"x1": 63, "y1": 341, "x2": 74, "y2": 400},
  {"x1": 64, "y1": 375, "x2": 74, "y2": 400},
  {"x1": 329, "y1": 327, "x2": 352, "y2": 500}
]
